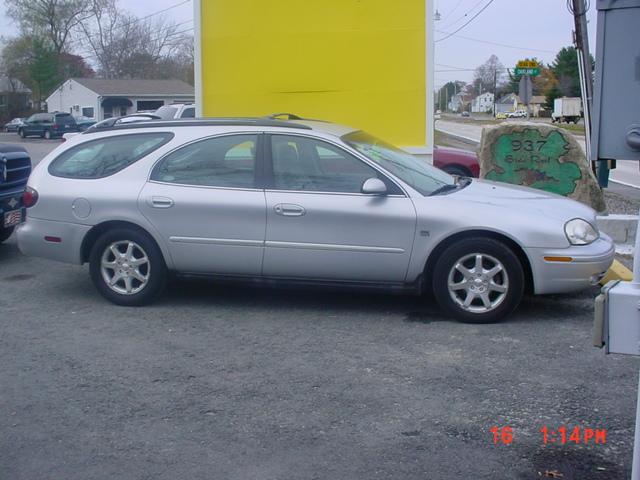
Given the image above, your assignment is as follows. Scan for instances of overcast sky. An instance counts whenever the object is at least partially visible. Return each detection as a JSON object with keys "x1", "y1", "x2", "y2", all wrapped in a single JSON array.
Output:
[{"x1": 0, "y1": 0, "x2": 597, "y2": 89}]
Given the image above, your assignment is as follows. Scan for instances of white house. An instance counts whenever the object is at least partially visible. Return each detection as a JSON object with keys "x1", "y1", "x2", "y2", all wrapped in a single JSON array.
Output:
[
  {"x1": 447, "y1": 93, "x2": 465, "y2": 112},
  {"x1": 495, "y1": 93, "x2": 518, "y2": 114},
  {"x1": 46, "y1": 78, "x2": 195, "y2": 121},
  {"x1": 471, "y1": 92, "x2": 494, "y2": 113}
]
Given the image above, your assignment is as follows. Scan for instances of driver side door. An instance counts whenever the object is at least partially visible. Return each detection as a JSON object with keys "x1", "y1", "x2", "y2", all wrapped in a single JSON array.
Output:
[{"x1": 262, "y1": 134, "x2": 417, "y2": 283}]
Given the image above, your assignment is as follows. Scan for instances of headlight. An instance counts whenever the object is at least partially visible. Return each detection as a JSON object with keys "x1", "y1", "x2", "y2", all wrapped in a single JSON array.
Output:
[{"x1": 565, "y1": 218, "x2": 599, "y2": 245}]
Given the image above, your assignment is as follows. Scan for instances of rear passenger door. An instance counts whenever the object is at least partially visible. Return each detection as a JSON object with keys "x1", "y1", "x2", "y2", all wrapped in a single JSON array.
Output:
[{"x1": 139, "y1": 133, "x2": 267, "y2": 275}]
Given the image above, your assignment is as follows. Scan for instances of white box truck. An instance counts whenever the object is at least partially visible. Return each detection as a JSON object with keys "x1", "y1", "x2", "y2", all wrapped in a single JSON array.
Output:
[{"x1": 552, "y1": 97, "x2": 582, "y2": 124}]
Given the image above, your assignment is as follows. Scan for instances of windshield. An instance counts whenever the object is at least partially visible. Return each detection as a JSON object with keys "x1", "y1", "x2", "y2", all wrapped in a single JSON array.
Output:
[{"x1": 342, "y1": 130, "x2": 455, "y2": 196}]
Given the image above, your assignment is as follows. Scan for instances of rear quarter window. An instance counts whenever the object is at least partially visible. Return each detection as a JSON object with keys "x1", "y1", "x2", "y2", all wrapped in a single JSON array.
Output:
[
  {"x1": 48, "y1": 132, "x2": 174, "y2": 179},
  {"x1": 56, "y1": 114, "x2": 76, "y2": 124}
]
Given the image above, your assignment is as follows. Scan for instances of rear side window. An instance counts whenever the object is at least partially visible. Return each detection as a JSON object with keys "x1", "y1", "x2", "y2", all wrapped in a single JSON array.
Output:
[
  {"x1": 151, "y1": 134, "x2": 257, "y2": 188},
  {"x1": 55, "y1": 114, "x2": 76, "y2": 125},
  {"x1": 49, "y1": 133, "x2": 173, "y2": 179}
]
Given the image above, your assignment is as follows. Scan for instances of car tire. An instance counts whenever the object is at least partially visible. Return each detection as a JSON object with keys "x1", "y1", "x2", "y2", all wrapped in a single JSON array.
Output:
[
  {"x1": 443, "y1": 166, "x2": 471, "y2": 178},
  {"x1": 44, "y1": 130, "x2": 51, "y2": 140},
  {"x1": 19, "y1": 129, "x2": 26, "y2": 138},
  {"x1": 89, "y1": 228, "x2": 167, "y2": 306},
  {"x1": 0, "y1": 226, "x2": 14, "y2": 243},
  {"x1": 432, "y1": 237, "x2": 524, "y2": 323}
]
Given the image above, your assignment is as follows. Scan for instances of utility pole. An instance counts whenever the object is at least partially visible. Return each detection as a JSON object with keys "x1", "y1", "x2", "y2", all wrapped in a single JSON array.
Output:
[
  {"x1": 571, "y1": 0, "x2": 602, "y2": 183},
  {"x1": 493, "y1": 69, "x2": 497, "y2": 116}
]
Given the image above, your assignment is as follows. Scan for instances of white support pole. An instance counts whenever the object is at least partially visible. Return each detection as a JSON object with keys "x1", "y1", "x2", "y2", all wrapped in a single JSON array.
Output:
[{"x1": 632, "y1": 368, "x2": 640, "y2": 479}]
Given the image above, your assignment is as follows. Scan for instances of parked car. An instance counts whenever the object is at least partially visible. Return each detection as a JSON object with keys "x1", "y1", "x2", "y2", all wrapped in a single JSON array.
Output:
[
  {"x1": 495, "y1": 112, "x2": 508, "y2": 120},
  {"x1": 0, "y1": 143, "x2": 31, "y2": 243},
  {"x1": 461, "y1": 111, "x2": 470, "y2": 117},
  {"x1": 17, "y1": 117, "x2": 614, "y2": 323},
  {"x1": 154, "y1": 103, "x2": 196, "y2": 120},
  {"x1": 18, "y1": 112, "x2": 79, "y2": 139},
  {"x1": 74, "y1": 116, "x2": 97, "y2": 131},
  {"x1": 63, "y1": 114, "x2": 162, "y2": 142},
  {"x1": 4, "y1": 118, "x2": 25, "y2": 133},
  {"x1": 433, "y1": 146, "x2": 479, "y2": 178},
  {"x1": 507, "y1": 110, "x2": 527, "y2": 118}
]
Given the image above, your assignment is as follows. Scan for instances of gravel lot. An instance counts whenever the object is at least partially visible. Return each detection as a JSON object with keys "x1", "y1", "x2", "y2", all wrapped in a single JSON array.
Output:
[{"x1": 1, "y1": 133, "x2": 638, "y2": 479}]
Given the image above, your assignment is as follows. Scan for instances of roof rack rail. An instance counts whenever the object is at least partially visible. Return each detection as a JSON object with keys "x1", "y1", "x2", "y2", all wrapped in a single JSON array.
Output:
[
  {"x1": 267, "y1": 113, "x2": 304, "y2": 120},
  {"x1": 84, "y1": 117, "x2": 313, "y2": 134},
  {"x1": 266, "y1": 113, "x2": 330, "y2": 123}
]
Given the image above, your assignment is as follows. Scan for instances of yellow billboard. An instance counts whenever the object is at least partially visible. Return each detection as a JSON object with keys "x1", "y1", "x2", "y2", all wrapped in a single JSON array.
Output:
[{"x1": 195, "y1": 0, "x2": 433, "y2": 152}]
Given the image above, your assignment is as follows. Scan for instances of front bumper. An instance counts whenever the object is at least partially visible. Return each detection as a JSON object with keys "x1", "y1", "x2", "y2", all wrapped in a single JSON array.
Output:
[
  {"x1": 527, "y1": 234, "x2": 615, "y2": 294},
  {"x1": 17, "y1": 216, "x2": 90, "y2": 264}
]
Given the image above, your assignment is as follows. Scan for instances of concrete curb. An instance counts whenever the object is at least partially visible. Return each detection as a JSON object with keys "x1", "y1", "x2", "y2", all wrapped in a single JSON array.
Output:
[{"x1": 596, "y1": 214, "x2": 637, "y2": 244}]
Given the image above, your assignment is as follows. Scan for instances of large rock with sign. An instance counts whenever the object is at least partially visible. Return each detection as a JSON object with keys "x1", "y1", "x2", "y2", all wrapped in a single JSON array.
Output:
[{"x1": 478, "y1": 122, "x2": 606, "y2": 212}]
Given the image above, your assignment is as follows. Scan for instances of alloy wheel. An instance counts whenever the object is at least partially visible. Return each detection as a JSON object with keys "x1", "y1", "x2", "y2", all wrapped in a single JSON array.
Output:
[
  {"x1": 100, "y1": 240, "x2": 150, "y2": 295},
  {"x1": 447, "y1": 253, "x2": 509, "y2": 314}
]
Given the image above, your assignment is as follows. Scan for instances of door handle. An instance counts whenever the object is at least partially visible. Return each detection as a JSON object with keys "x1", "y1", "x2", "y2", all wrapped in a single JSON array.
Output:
[
  {"x1": 274, "y1": 203, "x2": 306, "y2": 217},
  {"x1": 150, "y1": 196, "x2": 174, "y2": 208}
]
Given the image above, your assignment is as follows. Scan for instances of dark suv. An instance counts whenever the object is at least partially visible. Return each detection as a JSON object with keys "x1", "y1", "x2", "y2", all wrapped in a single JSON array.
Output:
[
  {"x1": 18, "y1": 112, "x2": 79, "y2": 139},
  {"x1": 0, "y1": 144, "x2": 31, "y2": 243}
]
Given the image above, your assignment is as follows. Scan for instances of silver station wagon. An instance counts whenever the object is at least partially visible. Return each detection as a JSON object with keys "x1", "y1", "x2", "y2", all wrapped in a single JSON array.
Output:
[{"x1": 17, "y1": 117, "x2": 614, "y2": 323}]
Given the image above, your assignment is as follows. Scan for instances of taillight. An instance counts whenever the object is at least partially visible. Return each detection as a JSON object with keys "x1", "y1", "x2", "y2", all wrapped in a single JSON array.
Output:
[
  {"x1": 23, "y1": 186, "x2": 38, "y2": 208},
  {"x1": 53, "y1": 124, "x2": 60, "y2": 130}
]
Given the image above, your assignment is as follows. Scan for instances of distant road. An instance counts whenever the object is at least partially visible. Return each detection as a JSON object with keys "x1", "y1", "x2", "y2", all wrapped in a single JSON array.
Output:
[{"x1": 435, "y1": 120, "x2": 640, "y2": 189}]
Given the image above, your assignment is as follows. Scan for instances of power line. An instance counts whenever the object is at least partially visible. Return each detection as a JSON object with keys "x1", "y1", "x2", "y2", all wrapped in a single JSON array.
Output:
[
  {"x1": 435, "y1": 0, "x2": 496, "y2": 42},
  {"x1": 444, "y1": 0, "x2": 465, "y2": 19},
  {"x1": 438, "y1": 0, "x2": 486, "y2": 30},
  {"x1": 435, "y1": 30, "x2": 556, "y2": 53},
  {"x1": 68, "y1": 19, "x2": 193, "y2": 52},
  {"x1": 66, "y1": 0, "x2": 192, "y2": 50}
]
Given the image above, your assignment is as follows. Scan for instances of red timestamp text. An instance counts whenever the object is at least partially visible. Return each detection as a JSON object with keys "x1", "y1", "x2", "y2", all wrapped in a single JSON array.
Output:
[
  {"x1": 540, "y1": 425, "x2": 606, "y2": 445},
  {"x1": 490, "y1": 426, "x2": 607, "y2": 445}
]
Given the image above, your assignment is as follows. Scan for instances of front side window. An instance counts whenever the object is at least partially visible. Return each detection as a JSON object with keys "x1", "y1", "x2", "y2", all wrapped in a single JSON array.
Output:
[
  {"x1": 151, "y1": 134, "x2": 258, "y2": 189},
  {"x1": 49, "y1": 133, "x2": 173, "y2": 179},
  {"x1": 270, "y1": 135, "x2": 385, "y2": 193},
  {"x1": 343, "y1": 130, "x2": 454, "y2": 196}
]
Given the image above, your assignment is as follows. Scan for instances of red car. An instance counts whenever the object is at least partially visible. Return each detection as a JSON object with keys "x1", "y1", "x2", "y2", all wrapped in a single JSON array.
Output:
[{"x1": 433, "y1": 145, "x2": 480, "y2": 178}]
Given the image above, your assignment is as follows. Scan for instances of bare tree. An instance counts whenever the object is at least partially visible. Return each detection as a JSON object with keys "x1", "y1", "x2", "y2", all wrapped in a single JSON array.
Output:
[
  {"x1": 472, "y1": 54, "x2": 505, "y2": 95},
  {"x1": 5, "y1": 0, "x2": 92, "y2": 53},
  {"x1": 78, "y1": 0, "x2": 189, "y2": 79}
]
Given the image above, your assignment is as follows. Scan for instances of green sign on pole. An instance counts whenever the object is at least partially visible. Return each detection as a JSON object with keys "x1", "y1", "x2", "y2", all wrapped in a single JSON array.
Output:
[{"x1": 515, "y1": 67, "x2": 540, "y2": 76}]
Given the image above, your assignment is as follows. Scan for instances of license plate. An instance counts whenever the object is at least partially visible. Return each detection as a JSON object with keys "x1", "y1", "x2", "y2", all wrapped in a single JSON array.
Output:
[{"x1": 4, "y1": 209, "x2": 23, "y2": 227}]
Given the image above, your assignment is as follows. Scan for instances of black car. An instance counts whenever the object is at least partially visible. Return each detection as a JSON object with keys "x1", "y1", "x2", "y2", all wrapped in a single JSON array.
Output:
[
  {"x1": 0, "y1": 144, "x2": 31, "y2": 243},
  {"x1": 18, "y1": 112, "x2": 79, "y2": 139}
]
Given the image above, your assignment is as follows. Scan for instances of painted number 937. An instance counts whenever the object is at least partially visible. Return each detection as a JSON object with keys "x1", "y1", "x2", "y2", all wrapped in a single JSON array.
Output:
[{"x1": 511, "y1": 140, "x2": 547, "y2": 152}]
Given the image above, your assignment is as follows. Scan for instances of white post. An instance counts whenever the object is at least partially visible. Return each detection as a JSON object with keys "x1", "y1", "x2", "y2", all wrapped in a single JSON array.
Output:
[{"x1": 632, "y1": 369, "x2": 640, "y2": 479}]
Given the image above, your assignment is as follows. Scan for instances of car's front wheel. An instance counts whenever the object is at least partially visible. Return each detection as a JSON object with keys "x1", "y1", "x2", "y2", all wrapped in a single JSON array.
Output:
[
  {"x1": 44, "y1": 130, "x2": 51, "y2": 140},
  {"x1": 432, "y1": 237, "x2": 524, "y2": 323},
  {"x1": 89, "y1": 228, "x2": 167, "y2": 306},
  {"x1": 19, "y1": 129, "x2": 26, "y2": 138}
]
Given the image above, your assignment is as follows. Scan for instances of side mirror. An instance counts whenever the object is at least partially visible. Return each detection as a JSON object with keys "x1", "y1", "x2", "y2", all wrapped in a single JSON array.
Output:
[{"x1": 361, "y1": 177, "x2": 387, "y2": 195}]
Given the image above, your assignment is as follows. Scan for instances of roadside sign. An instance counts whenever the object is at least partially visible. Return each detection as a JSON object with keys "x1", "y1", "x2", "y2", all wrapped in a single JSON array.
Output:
[
  {"x1": 516, "y1": 60, "x2": 540, "y2": 76},
  {"x1": 515, "y1": 67, "x2": 540, "y2": 76},
  {"x1": 194, "y1": 0, "x2": 434, "y2": 153}
]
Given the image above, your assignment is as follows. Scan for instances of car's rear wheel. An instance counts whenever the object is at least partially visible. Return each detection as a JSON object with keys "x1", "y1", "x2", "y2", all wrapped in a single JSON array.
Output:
[
  {"x1": 432, "y1": 237, "x2": 524, "y2": 323},
  {"x1": 0, "y1": 226, "x2": 14, "y2": 243},
  {"x1": 89, "y1": 228, "x2": 167, "y2": 306},
  {"x1": 19, "y1": 129, "x2": 26, "y2": 138},
  {"x1": 44, "y1": 129, "x2": 51, "y2": 140}
]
